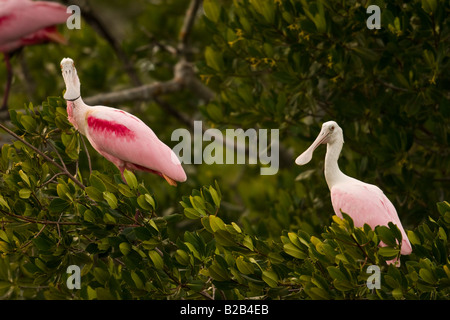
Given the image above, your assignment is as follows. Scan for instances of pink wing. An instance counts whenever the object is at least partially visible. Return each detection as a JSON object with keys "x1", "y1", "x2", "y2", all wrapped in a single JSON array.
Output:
[
  {"x1": 0, "y1": 0, "x2": 69, "y2": 46},
  {"x1": 0, "y1": 26, "x2": 65, "y2": 52},
  {"x1": 84, "y1": 106, "x2": 187, "y2": 183},
  {"x1": 331, "y1": 183, "x2": 412, "y2": 255}
]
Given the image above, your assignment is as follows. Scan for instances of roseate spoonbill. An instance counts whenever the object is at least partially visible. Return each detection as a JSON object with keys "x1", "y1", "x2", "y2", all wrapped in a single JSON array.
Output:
[
  {"x1": 295, "y1": 121, "x2": 412, "y2": 264},
  {"x1": 0, "y1": 0, "x2": 69, "y2": 109},
  {"x1": 60, "y1": 58, "x2": 187, "y2": 186}
]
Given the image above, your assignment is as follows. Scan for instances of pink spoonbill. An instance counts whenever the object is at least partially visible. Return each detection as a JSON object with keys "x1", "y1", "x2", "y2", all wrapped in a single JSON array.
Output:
[
  {"x1": 0, "y1": 0, "x2": 69, "y2": 109},
  {"x1": 60, "y1": 57, "x2": 187, "y2": 186},
  {"x1": 295, "y1": 121, "x2": 412, "y2": 264}
]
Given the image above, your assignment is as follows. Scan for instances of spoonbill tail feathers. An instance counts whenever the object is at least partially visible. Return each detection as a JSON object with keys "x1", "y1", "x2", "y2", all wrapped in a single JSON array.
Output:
[
  {"x1": 60, "y1": 57, "x2": 187, "y2": 186},
  {"x1": 296, "y1": 121, "x2": 412, "y2": 264}
]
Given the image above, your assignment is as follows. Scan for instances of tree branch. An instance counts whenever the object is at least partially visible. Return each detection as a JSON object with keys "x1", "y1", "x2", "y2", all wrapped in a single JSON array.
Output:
[
  {"x1": 84, "y1": 59, "x2": 214, "y2": 106},
  {"x1": 178, "y1": 0, "x2": 202, "y2": 58},
  {"x1": 61, "y1": 0, "x2": 141, "y2": 86},
  {"x1": 84, "y1": 78, "x2": 183, "y2": 106}
]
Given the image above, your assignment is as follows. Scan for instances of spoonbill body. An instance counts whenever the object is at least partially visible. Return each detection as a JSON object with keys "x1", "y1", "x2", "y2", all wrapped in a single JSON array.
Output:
[
  {"x1": 60, "y1": 58, "x2": 187, "y2": 186},
  {"x1": 295, "y1": 121, "x2": 412, "y2": 263}
]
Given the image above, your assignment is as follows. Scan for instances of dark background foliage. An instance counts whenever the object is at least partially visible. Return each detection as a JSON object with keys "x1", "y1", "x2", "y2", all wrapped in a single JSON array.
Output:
[{"x1": 0, "y1": 0, "x2": 448, "y2": 300}]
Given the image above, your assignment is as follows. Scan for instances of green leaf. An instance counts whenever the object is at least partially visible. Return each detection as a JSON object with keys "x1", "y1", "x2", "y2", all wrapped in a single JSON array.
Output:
[
  {"x1": 123, "y1": 170, "x2": 137, "y2": 189},
  {"x1": 283, "y1": 243, "x2": 306, "y2": 259},
  {"x1": 20, "y1": 115, "x2": 37, "y2": 132},
  {"x1": 392, "y1": 287, "x2": 403, "y2": 300},
  {"x1": 184, "y1": 207, "x2": 203, "y2": 219},
  {"x1": 137, "y1": 195, "x2": 152, "y2": 210},
  {"x1": 93, "y1": 267, "x2": 109, "y2": 285},
  {"x1": 376, "y1": 226, "x2": 397, "y2": 247},
  {"x1": 32, "y1": 236, "x2": 53, "y2": 251},
  {"x1": 307, "y1": 287, "x2": 331, "y2": 300},
  {"x1": 419, "y1": 268, "x2": 437, "y2": 284},
  {"x1": 49, "y1": 198, "x2": 69, "y2": 214},
  {"x1": 175, "y1": 250, "x2": 191, "y2": 266},
  {"x1": 243, "y1": 235, "x2": 254, "y2": 251},
  {"x1": 144, "y1": 194, "x2": 155, "y2": 209},
  {"x1": 203, "y1": 0, "x2": 221, "y2": 23},
  {"x1": 119, "y1": 242, "x2": 131, "y2": 256},
  {"x1": 19, "y1": 170, "x2": 31, "y2": 187},
  {"x1": 103, "y1": 191, "x2": 118, "y2": 209},
  {"x1": 407, "y1": 230, "x2": 421, "y2": 246},
  {"x1": 85, "y1": 186, "x2": 103, "y2": 202},
  {"x1": 209, "y1": 215, "x2": 226, "y2": 232},
  {"x1": 236, "y1": 256, "x2": 254, "y2": 275},
  {"x1": 262, "y1": 270, "x2": 278, "y2": 288},
  {"x1": 209, "y1": 261, "x2": 230, "y2": 281},
  {"x1": 214, "y1": 230, "x2": 236, "y2": 247},
  {"x1": 327, "y1": 266, "x2": 348, "y2": 282},
  {"x1": 19, "y1": 188, "x2": 31, "y2": 199},
  {"x1": 89, "y1": 174, "x2": 107, "y2": 192},
  {"x1": 436, "y1": 201, "x2": 450, "y2": 216},
  {"x1": 209, "y1": 186, "x2": 221, "y2": 208},
  {"x1": 118, "y1": 184, "x2": 135, "y2": 197},
  {"x1": 131, "y1": 271, "x2": 144, "y2": 289},
  {"x1": 378, "y1": 247, "x2": 400, "y2": 258},
  {"x1": 57, "y1": 183, "x2": 72, "y2": 201},
  {"x1": 205, "y1": 46, "x2": 224, "y2": 71},
  {"x1": 149, "y1": 250, "x2": 164, "y2": 270},
  {"x1": 83, "y1": 209, "x2": 96, "y2": 223},
  {"x1": 0, "y1": 195, "x2": 10, "y2": 210},
  {"x1": 333, "y1": 279, "x2": 354, "y2": 292}
]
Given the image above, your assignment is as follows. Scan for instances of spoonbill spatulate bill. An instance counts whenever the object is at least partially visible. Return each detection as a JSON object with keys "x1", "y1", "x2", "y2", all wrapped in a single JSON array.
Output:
[
  {"x1": 60, "y1": 58, "x2": 187, "y2": 186},
  {"x1": 295, "y1": 121, "x2": 412, "y2": 264},
  {"x1": 0, "y1": 0, "x2": 69, "y2": 109}
]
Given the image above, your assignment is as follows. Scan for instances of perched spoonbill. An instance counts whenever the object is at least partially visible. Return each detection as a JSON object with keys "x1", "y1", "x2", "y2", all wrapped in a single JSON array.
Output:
[
  {"x1": 0, "y1": 0, "x2": 69, "y2": 109},
  {"x1": 60, "y1": 57, "x2": 187, "y2": 186},
  {"x1": 295, "y1": 121, "x2": 412, "y2": 263}
]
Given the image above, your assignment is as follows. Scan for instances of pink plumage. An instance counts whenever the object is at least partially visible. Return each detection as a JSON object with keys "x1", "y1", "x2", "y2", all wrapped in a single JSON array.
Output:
[
  {"x1": 0, "y1": 0, "x2": 69, "y2": 48},
  {"x1": 331, "y1": 183, "x2": 412, "y2": 255},
  {"x1": 62, "y1": 58, "x2": 187, "y2": 186},
  {"x1": 295, "y1": 121, "x2": 412, "y2": 265}
]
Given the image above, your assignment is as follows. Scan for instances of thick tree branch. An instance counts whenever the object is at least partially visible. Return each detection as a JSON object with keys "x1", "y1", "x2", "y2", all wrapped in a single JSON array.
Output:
[
  {"x1": 84, "y1": 78, "x2": 182, "y2": 106},
  {"x1": 84, "y1": 59, "x2": 215, "y2": 106}
]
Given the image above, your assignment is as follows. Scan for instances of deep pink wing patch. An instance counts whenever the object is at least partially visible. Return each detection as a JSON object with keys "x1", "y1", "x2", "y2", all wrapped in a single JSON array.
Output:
[{"x1": 87, "y1": 116, "x2": 136, "y2": 140}]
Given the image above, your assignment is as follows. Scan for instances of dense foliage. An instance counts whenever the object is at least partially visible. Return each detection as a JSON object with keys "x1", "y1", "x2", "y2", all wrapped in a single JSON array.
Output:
[{"x1": 0, "y1": 0, "x2": 448, "y2": 300}]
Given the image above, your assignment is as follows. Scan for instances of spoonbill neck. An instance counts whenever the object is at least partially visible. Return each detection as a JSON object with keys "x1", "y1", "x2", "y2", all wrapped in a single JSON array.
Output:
[
  {"x1": 324, "y1": 140, "x2": 348, "y2": 189},
  {"x1": 68, "y1": 97, "x2": 90, "y2": 135}
]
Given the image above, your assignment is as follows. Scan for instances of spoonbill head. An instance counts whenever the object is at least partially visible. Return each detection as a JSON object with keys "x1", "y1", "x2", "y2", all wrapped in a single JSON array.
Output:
[
  {"x1": 296, "y1": 121, "x2": 412, "y2": 264},
  {"x1": 295, "y1": 121, "x2": 343, "y2": 166},
  {"x1": 60, "y1": 57, "x2": 81, "y2": 101}
]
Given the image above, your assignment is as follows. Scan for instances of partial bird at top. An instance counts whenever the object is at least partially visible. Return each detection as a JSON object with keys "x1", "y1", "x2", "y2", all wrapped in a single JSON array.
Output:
[
  {"x1": 60, "y1": 57, "x2": 187, "y2": 186},
  {"x1": 0, "y1": 0, "x2": 69, "y2": 109},
  {"x1": 295, "y1": 121, "x2": 412, "y2": 265}
]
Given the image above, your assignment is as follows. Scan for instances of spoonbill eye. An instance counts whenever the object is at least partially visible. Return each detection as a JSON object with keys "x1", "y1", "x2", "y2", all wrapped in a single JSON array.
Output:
[{"x1": 330, "y1": 126, "x2": 335, "y2": 131}]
